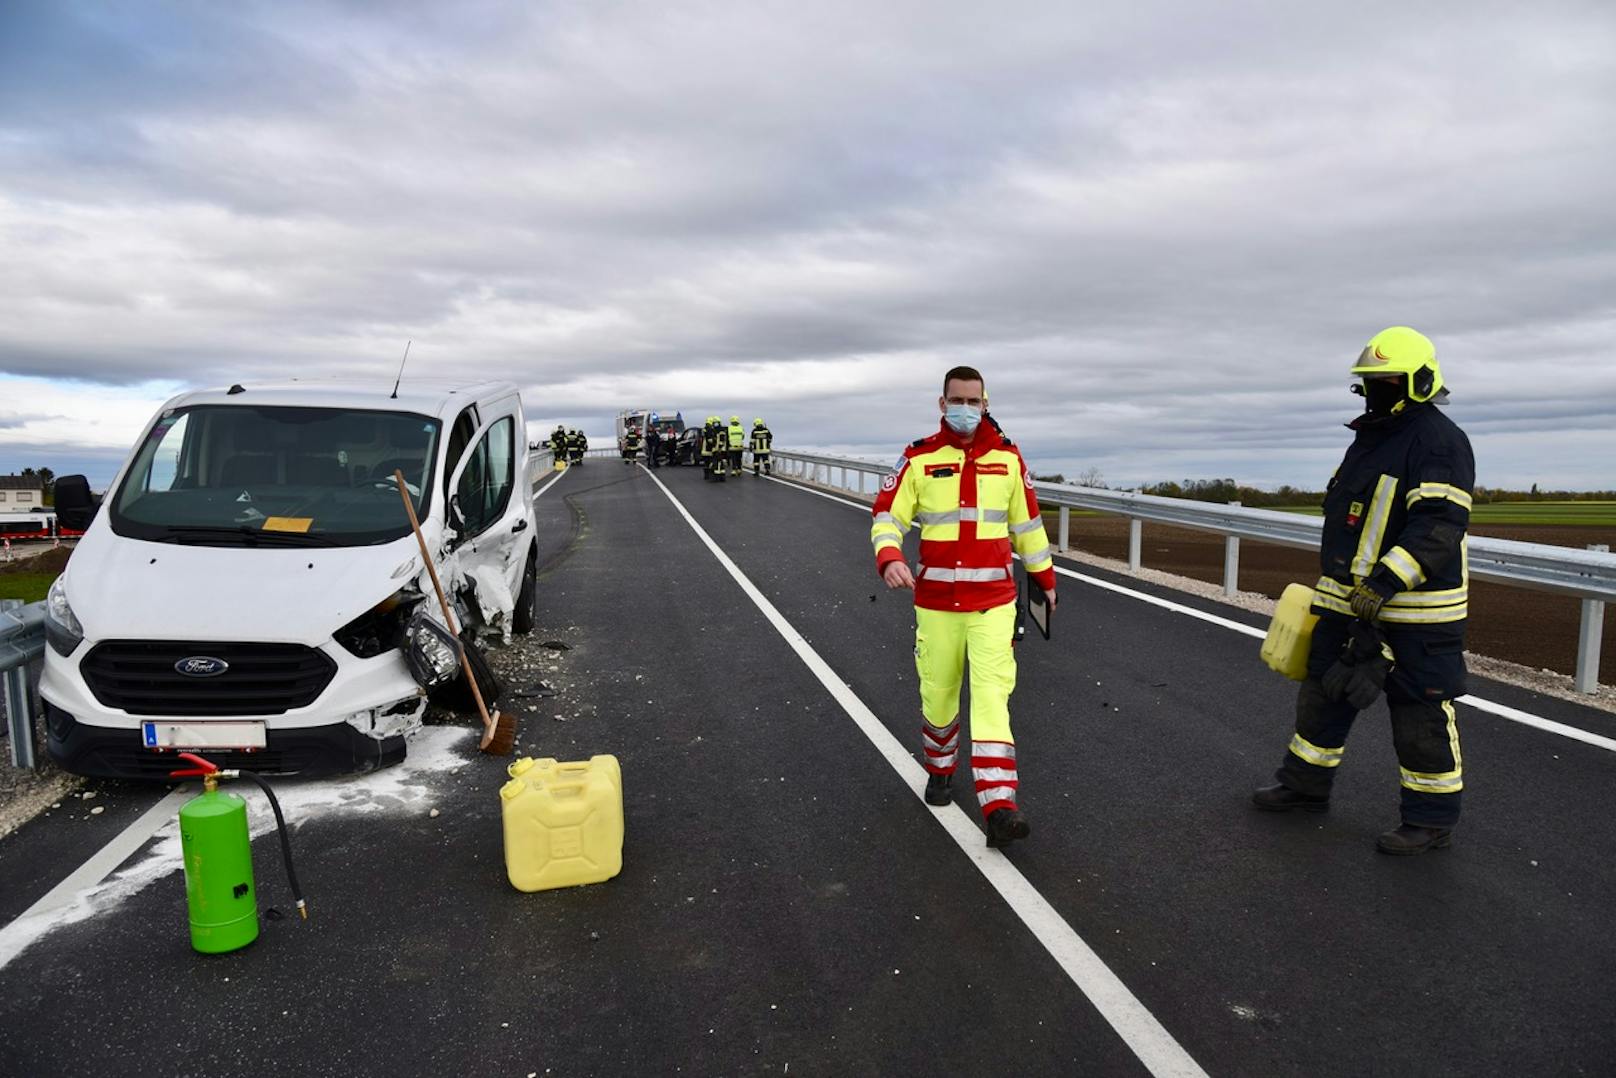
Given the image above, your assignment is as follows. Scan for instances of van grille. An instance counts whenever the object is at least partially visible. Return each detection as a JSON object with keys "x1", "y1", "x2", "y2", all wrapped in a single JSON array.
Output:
[{"x1": 80, "y1": 641, "x2": 337, "y2": 716}]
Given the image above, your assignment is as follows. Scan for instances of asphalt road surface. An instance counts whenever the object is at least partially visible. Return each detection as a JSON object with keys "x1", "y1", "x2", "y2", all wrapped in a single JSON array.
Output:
[{"x1": 2, "y1": 460, "x2": 1613, "y2": 1077}]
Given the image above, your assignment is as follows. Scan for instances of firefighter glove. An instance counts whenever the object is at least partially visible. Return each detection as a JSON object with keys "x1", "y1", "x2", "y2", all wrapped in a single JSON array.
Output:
[
  {"x1": 1321, "y1": 621, "x2": 1393, "y2": 709},
  {"x1": 1348, "y1": 577, "x2": 1396, "y2": 622}
]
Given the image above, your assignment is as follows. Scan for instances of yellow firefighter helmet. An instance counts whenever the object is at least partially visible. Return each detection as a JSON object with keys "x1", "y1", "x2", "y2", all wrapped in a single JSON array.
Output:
[{"x1": 1350, "y1": 326, "x2": 1443, "y2": 402}]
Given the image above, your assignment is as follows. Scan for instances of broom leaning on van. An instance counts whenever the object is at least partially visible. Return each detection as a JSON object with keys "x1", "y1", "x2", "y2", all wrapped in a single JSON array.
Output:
[{"x1": 395, "y1": 469, "x2": 517, "y2": 755}]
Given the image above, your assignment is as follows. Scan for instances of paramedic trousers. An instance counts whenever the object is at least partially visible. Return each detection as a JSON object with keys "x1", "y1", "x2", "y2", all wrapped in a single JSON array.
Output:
[
  {"x1": 1276, "y1": 614, "x2": 1467, "y2": 828},
  {"x1": 915, "y1": 602, "x2": 1020, "y2": 819}
]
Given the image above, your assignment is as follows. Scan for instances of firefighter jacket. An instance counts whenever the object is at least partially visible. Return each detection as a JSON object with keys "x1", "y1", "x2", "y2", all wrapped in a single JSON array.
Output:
[
  {"x1": 550, "y1": 429, "x2": 566, "y2": 453},
  {"x1": 701, "y1": 424, "x2": 722, "y2": 455},
  {"x1": 569, "y1": 432, "x2": 587, "y2": 452},
  {"x1": 624, "y1": 429, "x2": 641, "y2": 450},
  {"x1": 727, "y1": 421, "x2": 746, "y2": 449},
  {"x1": 1311, "y1": 402, "x2": 1474, "y2": 626},
  {"x1": 750, "y1": 426, "x2": 773, "y2": 454},
  {"x1": 871, "y1": 420, "x2": 1057, "y2": 612}
]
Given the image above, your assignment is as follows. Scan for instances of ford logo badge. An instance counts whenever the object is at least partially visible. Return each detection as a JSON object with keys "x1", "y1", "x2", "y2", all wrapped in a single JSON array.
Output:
[{"x1": 175, "y1": 656, "x2": 230, "y2": 678}]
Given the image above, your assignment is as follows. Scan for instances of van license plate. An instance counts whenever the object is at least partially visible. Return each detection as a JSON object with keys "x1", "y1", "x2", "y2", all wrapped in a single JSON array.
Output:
[{"x1": 142, "y1": 721, "x2": 268, "y2": 750}]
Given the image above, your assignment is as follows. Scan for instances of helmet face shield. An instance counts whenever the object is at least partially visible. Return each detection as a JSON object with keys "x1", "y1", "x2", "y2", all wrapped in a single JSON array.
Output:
[{"x1": 1349, "y1": 326, "x2": 1443, "y2": 402}]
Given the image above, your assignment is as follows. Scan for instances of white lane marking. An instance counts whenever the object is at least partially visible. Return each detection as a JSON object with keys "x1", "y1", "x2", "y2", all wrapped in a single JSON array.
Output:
[
  {"x1": 1456, "y1": 694, "x2": 1616, "y2": 753},
  {"x1": 0, "y1": 728, "x2": 474, "y2": 971},
  {"x1": 764, "y1": 474, "x2": 1616, "y2": 753},
  {"x1": 533, "y1": 468, "x2": 568, "y2": 500},
  {"x1": 0, "y1": 786, "x2": 191, "y2": 969},
  {"x1": 644, "y1": 467, "x2": 1208, "y2": 1078}
]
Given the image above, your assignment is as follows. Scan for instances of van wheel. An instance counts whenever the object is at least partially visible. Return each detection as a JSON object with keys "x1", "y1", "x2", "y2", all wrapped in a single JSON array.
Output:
[{"x1": 513, "y1": 549, "x2": 537, "y2": 635}]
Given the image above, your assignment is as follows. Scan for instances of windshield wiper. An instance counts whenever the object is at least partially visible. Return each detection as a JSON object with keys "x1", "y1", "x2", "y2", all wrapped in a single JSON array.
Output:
[{"x1": 160, "y1": 524, "x2": 339, "y2": 547}]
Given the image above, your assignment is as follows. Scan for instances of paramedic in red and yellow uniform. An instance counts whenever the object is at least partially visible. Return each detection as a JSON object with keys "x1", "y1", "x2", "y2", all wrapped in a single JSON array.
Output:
[{"x1": 871, "y1": 366, "x2": 1058, "y2": 848}]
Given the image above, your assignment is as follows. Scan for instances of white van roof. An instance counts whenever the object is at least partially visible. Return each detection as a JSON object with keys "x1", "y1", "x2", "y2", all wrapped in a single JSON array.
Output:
[{"x1": 163, "y1": 379, "x2": 517, "y2": 420}]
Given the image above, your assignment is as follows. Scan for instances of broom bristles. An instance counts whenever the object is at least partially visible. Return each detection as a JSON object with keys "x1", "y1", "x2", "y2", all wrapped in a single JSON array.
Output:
[{"x1": 479, "y1": 709, "x2": 518, "y2": 756}]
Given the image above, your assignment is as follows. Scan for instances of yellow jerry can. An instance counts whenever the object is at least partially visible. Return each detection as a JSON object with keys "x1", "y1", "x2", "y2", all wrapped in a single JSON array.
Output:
[
  {"x1": 500, "y1": 755, "x2": 624, "y2": 892},
  {"x1": 1260, "y1": 583, "x2": 1321, "y2": 681}
]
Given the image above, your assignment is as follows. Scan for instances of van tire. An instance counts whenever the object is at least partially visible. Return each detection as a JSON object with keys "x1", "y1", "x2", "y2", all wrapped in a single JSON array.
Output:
[{"x1": 513, "y1": 547, "x2": 537, "y2": 635}]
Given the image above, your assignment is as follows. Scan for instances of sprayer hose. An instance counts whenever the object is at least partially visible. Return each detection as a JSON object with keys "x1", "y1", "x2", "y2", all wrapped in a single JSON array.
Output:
[{"x1": 237, "y1": 771, "x2": 307, "y2": 917}]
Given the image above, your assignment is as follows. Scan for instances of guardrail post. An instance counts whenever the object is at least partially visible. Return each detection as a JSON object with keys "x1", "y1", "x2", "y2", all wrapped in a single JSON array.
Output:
[
  {"x1": 1223, "y1": 501, "x2": 1241, "y2": 597},
  {"x1": 1128, "y1": 518, "x2": 1142, "y2": 572},
  {"x1": 2, "y1": 599, "x2": 38, "y2": 770},
  {"x1": 1058, "y1": 507, "x2": 1070, "y2": 552},
  {"x1": 839, "y1": 466, "x2": 847, "y2": 490},
  {"x1": 1576, "y1": 543, "x2": 1608, "y2": 694}
]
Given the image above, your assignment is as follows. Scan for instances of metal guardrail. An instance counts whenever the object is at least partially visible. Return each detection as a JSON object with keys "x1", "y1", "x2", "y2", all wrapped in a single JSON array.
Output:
[
  {"x1": 771, "y1": 449, "x2": 1614, "y2": 693},
  {"x1": 1, "y1": 599, "x2": 46, "y2": 769}
]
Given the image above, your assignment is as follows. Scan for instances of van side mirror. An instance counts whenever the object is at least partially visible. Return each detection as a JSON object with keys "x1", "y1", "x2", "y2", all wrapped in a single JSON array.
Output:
[{"x1": 54, "y1": 474, "x2": 99, "y2": 531}]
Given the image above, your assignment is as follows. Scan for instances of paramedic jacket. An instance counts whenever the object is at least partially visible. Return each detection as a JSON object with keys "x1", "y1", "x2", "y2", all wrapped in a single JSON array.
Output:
[
  {"x1": 871, "y1": 420, "x2": 1057, "y2": 612},
  {"x1": 1311, "y1": 402, "x2": 1475, "y2": 627}
]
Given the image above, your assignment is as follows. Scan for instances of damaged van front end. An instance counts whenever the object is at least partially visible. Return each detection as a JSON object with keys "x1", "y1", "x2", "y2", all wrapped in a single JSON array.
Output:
[{"x1": 40, "y1": 382, "x2": 537, "y2": 779}]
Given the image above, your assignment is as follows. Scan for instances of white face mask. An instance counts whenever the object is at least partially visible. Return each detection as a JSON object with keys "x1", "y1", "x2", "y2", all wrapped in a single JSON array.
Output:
[{"x1": 944, "y1": 403, "x2": 981, "y2": 435}]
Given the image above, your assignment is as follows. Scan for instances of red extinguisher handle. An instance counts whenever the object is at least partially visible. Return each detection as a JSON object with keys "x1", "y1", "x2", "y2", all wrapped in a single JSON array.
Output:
[{"x1": 169, "y1": 752, "x2": 220, "y2": 778}]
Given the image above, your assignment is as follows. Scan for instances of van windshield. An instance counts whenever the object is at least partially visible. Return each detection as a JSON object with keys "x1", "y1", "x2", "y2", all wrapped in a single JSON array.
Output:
[{"x1": 110, "y1": 405, "x2": 442, "y2": 547}]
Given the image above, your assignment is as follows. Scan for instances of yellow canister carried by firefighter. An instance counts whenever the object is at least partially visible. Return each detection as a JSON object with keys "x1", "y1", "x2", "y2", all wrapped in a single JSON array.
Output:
[
  {"x1": 500, "y1": 755, "x2": 624, "y2": 892},
  {"x1": 1261, "y1": 583, "x2": 1321, "y2": 681}
]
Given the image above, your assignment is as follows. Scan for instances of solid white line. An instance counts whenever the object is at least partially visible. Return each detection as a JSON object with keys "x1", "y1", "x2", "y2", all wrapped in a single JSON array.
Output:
[
  {"x1": 532, "y1": 468, "x2": 568, "y2": 500},
  {"x1": 762, "y1": 473, "x2": 1616, "y2": 753},
  {"x1": 643, "y1": 466, "x2": 1208, "y2": 1078},
  {"x1": 0, "y1": 786, "x2": 191, "y2": 968},
  {"x1": 1456, "y1": 694, "x2": 1616, "y2": 753}
]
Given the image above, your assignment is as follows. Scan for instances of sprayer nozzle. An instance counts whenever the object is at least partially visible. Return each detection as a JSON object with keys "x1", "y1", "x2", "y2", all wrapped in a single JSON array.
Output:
[{"x1": 297, "y1": 899, "x2": 309, "y2": 921}]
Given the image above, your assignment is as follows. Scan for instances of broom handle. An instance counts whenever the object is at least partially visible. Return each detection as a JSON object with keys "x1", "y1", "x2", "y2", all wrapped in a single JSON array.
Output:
[{"x1": 395, "y1": 471, "x2": 496, "y2": 735}]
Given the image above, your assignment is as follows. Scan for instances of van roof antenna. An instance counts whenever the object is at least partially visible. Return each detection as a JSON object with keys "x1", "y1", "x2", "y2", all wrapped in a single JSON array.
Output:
[{"x1": 390, "y1": 340, "x2": 412, "y2": 399}]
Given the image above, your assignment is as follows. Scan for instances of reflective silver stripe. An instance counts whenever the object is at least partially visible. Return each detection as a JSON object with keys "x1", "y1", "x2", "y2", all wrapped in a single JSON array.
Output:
[
  {"x1": 1350, "y1": 475, "x2": 1399, "y2": 578},
  {"x1": 1380, "y1": 545, "x2": 1425, "y2": 589},
  {"x1": 919, "y1": 566, "x2": 1010, "y2": 582},
  {"x1": 873, "y1": 512, "x2": 911, "y2": 534},
  {"x1": 1380, "y1": 605, "x2": 1467, "y2": 624},
  {"x1": 1018, "y1": 544, "x2": 1053, "y2": 567},
  {"x1": 971, "y1": 767, "x2": 1018, "y2": 784},
  {"x1": 976, "y1": 785, "x2": 1018, "y2": 807},
  {"x1": 1406, "y1": 483, "x2": 1473, "y2": 510},
  {"x1": 960, "y1": 507, "x2": 1008, "y2": 523},
  {"x1": 972, "y1": 741, "x2": 1017, "y2": 761},
  {"x1": 1315, "y1": 576, "x2": 1352, "y2": 597},
  {"x1": 1288, "y1": 733, "x2": 1344, "y2": 768},
  {"x1": 1385, "y1": 587, "x2": 1468, "y2": 607},
  {"x1": 1400, "y1": 768, "x2": 1463, "y2": 792},
  {"x1": 915, "y1": 510, "x2": 960, "y2": 526},
  {"x1": 1009, "y1": 519, "x2": 1043, "y2": 535}
]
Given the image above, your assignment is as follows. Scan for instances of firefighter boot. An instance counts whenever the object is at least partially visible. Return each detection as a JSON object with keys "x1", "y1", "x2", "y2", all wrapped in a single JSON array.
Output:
[
  {"x1": 924, "y1": 772, "x2": 952, "y2": 806},
  {"x1": 985, "y1": 807, "x2": 1030, "y2": 848},
  {"x1": 1252, "y1": 783, "x2": 1330, "y2": 812},
  {"x1": 1376, "y1": 823, "x2": 1453, "y2": 855}
]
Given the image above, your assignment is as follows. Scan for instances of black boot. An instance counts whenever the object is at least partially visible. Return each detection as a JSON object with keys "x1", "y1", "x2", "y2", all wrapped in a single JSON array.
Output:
[
  {"x1": 1252, "y1": 783, "x2": 1329, "y2": 813},
  {"x1": 924, "y1": 772, "x2": 952, "y2": 806},
  {"x1": 985, "y1": 807, "x2": 1030, "y2": 848},
  {"x1": 1376, "y1": 823, "x2": 1453, "y2": 855}
]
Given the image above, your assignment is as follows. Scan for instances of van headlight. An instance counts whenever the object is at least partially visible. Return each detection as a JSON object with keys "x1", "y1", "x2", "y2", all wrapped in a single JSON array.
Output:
[
  {"x1": 45, "y1": 575, "x2": 84, "y2": 656},
  {"x1": 402, "y1": 610, "x2": 460, "y2": 688}
]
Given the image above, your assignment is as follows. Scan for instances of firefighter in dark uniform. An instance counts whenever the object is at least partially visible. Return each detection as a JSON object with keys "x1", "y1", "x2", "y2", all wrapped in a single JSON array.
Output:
[
  {"x1": 567, "y1": 428, "x2": 587, "y2": 465},
  {"x1": 1254, "y1": 327, "x2": 1475, "y2": 855},
  {"x1": 645, "y1": 418, "x2": 661, "y2": 469},
  {"x1": 702, "y1": 416, "x2": 727, "y2": 482},
  {"x1": 750, "y1": 418, "x2": 772, "y2": 476},
  {"x1": 549, "y1": 424, "x2": 567, "y2": 461},
  {"x1": 622, "y1": 425, "x2": 641, "y2": 464}
]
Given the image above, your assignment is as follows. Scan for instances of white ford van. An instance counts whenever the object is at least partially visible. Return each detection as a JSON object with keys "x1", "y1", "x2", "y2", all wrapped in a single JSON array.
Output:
[{"x1": 41, "y1": 380, "x2": 539, "y2": 778}]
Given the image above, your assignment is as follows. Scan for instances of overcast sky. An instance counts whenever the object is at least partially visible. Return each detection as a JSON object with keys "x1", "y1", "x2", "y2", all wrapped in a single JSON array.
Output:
[{"x1": 3, "y1": 0, "x2": 1614, "y2": 491}]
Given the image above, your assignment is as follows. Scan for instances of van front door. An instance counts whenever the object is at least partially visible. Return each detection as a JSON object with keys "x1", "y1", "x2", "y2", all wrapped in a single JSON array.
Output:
[{"x1": 445, "y1": 410, "x2": 525, "y2": 631}]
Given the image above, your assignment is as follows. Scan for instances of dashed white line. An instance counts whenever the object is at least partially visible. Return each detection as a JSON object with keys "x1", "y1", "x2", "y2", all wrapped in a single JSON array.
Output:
[
  {"x1": 763, "y1": 473, "x2": 1616, "y2": 754},
  {"x1": 646, "y1": 465, "x2": 1209, "y2": 1078}
]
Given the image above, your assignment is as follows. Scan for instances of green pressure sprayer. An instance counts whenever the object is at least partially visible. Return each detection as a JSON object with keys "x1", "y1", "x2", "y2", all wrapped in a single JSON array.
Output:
[{"x1": 171, "y1": 752, "x2": 308, "y2": 954}]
